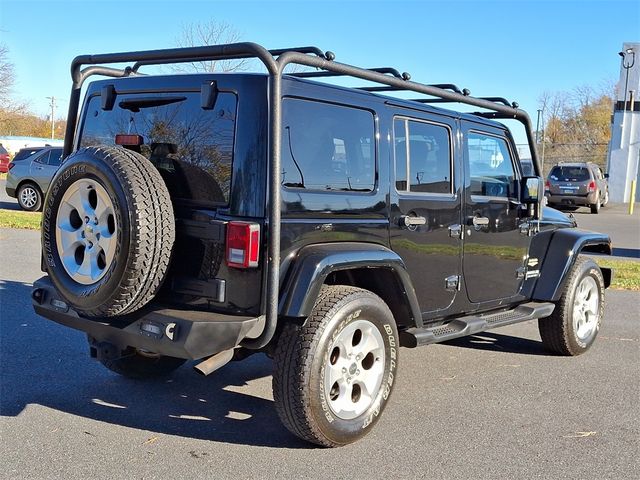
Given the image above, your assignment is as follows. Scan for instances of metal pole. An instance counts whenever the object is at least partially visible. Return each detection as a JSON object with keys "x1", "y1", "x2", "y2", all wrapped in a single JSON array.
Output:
[
  {"x1": 535, "y1": 109, "x2": 542, "y2": 144},
  {"x1": 46, "y1": 96, "x2": 56, "y2": 139}
]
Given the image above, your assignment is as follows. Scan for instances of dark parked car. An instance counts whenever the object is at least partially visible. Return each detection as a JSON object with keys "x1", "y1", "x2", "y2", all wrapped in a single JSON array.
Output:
[
  {"x1": 545, "y1": 162, "x2": 609, "y2": 214},
  {"x1": 5, "y1": 146, "x2": 63, "y2": 210},
  {"x1": 0, "y1": 144, "x2": 10, "y2": 173},
  {"x1": 31, "y1": 43, "x2": 612, "y2": 447}
]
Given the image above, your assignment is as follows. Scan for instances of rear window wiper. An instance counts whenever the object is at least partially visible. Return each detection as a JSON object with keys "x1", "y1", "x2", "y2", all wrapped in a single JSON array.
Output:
[{"x1": 119, "y1": 96, "x2": 187, "y2": 112}]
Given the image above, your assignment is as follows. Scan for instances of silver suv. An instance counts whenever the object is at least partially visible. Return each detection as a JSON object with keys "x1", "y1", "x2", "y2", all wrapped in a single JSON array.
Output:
[
  {"x1": 5, "y1": 146, "x2": 63, "y2": 211},
  {"x1": 545, "y1": 162, "x2": 609, "y2": 214}
]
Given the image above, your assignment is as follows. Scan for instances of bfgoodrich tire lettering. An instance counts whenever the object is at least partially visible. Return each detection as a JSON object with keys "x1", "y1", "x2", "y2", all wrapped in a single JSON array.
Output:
[
  {"x1": 273, "y1": 285, "x2": 399, "y2": 447},
  {"x1": 42, "y1": 146, "x2": 175, "y2": 317}
]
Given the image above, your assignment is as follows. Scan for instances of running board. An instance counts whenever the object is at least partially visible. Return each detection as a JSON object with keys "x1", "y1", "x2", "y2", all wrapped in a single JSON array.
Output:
[{"x1": 400, "y1": 302, "x2": 555, "y2": 348}]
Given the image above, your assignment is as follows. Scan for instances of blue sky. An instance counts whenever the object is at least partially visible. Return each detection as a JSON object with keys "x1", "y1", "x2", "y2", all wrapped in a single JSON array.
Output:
[{"x1": 1, "y1": 0, "x2": 638, "y2": 146}]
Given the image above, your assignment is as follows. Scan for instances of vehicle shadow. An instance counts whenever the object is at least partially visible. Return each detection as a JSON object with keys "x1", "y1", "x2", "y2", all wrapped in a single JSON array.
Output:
[
  {"x1": 0, "y1": 279, "x2": 308, "y2": 449},
  {"x1": 443, "y1": 331, "x2": 549, "y2": 356}
]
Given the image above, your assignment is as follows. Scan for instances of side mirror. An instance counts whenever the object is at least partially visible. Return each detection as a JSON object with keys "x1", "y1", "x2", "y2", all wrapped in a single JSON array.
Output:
[{"x1": 521, "y1": 176, "x2": 544, "y2": 218}]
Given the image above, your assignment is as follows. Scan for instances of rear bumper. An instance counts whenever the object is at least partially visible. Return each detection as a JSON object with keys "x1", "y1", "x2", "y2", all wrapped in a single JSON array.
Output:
[
  {"x1": 31, "y1": 276, "x2": 264, "y2": 360},
  {"x1": 5, "y1": 185, "x2": 16, "y2": 198},
  {"x1": 546, "y1": 192, "x2": 597, "y2": 206}
]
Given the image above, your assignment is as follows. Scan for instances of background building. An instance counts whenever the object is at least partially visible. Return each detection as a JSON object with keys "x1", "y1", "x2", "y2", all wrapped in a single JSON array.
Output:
[{"x1": 607, "y1": 42, "x2": 640, "y2": 203}]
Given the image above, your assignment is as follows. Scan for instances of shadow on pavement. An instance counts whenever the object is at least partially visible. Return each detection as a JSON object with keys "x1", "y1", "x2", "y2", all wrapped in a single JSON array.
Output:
[
  {"x1": 0, "y1": 279, "x2": 309, "y2": 449},
  {"x1": 444, "y1": 331, "x2": 549, "y2": 356}
]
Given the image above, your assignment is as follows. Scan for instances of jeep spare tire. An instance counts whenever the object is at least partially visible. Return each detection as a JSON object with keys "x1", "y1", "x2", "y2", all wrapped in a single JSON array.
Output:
[{"x1": 42, "y1": 146, "x2": 175, "y2": 317}]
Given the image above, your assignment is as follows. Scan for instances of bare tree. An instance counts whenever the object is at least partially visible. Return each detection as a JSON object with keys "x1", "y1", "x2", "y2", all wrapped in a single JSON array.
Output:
[
  {"x1": 0, "y1": 44, "x2": 15, "y2": 104},
  {"x1": 0, "y1": 43, "x2": 27, "y2": 128},
  {"x1": 173, "y1": 21, "x2": 250, "y2": 73}
]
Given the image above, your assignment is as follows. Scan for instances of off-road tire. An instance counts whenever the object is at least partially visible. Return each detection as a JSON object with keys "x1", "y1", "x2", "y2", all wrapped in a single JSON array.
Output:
[
  {"x1": 538, "y1": 257, "x2": 605, "y2": 356},
  {"x1": 100, "y1": 346, "x2": 186, "y2": 379},
  {"x1": 42, "y1": 146, "x2": 175, "y2": 317},
  {"x1": 590, "y1": 197, "x2": 601, "y2": 214},
  {"x1": 273, "y1": 285, "x2": 399, "y2": 447},
  {"x1": 17, "y1": 182, "x2": 43, "y2": 211}
]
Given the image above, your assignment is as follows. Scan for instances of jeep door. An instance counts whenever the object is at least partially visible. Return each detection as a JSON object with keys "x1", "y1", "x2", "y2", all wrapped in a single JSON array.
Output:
[
  {"x1": 390, "y1": 114, "x2": 462, "y2": 316},
  {"x1": 461, "y1": 121, "x2": 530, "y2": 304}
]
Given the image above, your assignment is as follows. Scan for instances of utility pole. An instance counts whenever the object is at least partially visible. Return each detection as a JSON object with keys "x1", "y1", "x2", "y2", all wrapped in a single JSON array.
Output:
[{"x1": 46, "y1": 96, "x2": 56, "y2": 139}]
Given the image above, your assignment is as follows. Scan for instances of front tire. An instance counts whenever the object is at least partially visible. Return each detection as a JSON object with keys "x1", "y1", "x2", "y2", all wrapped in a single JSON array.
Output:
[
  {"x1": 273, "y1": 286, "x2": 399, "y2": 447},
  {"x1": 538, "y1": 257, "x2": 605, "y2": 356},
  {"x1": 17, "y1": 183, "x2": 42, "y2": 211}
]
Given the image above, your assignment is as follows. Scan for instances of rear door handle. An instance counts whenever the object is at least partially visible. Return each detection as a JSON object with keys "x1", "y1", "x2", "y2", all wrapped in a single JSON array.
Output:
[{"x1": 400, "y1": 215, "x2": 426, "y2": 227}]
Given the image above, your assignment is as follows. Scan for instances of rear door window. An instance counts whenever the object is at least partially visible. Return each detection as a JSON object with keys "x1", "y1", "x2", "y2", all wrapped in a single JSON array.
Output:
[
  {"x1": 281, "y1": 98, "x2": 375, "y2": 192},
  {"x1": 48, "y1": 149, "x2": 63, "y2": 166},
  {"x1": 80, "y1": 91, "x2": 237, "y2": 205},
  {"x1": 394, "y1": 118, "x2": 452, "y2": 194}
]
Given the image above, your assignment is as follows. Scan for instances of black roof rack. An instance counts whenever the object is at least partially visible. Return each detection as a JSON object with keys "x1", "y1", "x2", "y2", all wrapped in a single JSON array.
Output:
[
  {"x1": 415, "y1": 96, "x2": 518, "y2": 108},
  {"x1": 130, "y1": 46, "x2": 333, "y2": 73},
  {"x1": 63, "y1": 42, "x2": 540, "y2": 352},
  {"x1": 291, "y1": 67, "x2": 410, "y2": 80},
  {"x1": 360, "y1": 83, "x2": 470, "y2": 95}
]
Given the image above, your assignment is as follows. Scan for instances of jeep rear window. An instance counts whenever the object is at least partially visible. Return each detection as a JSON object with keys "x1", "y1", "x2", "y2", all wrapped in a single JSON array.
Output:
[
  {"x1": 549, "y1": 166, "x2": 590, "y2": 182},
  {"x1": 79, "y1": 91, "x2": 237, "y2": 205},
  {"x1": 281, "y1": 98, "x2": 375, "y2": 192}
]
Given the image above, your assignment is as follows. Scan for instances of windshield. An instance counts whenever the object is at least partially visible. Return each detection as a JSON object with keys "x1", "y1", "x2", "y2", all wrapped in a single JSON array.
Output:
[{"x1": 80, "y1": 91, "x2": 237, "y2": 206}]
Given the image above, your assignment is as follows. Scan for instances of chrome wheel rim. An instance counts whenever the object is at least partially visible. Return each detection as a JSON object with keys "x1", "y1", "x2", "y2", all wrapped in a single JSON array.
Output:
[
  {"x1": 573, "y1": 276, "x2": 599, "y2": 342},
  {"x1": 55, "y1": 179, "x2": 117, "y2": 285},
  {"x1": 323, "y1": 319, "x2": 386, "y2": 420},
  {"x1": 20, "y1": 186, "x2": 38, "y2": 208}
]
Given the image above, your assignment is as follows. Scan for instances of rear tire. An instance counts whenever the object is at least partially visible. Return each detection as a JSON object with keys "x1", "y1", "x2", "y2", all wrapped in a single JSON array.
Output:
[
  {"x1": 42, "y1": 146, "x2": 175, "y2": 317},
  {"x1": 538, "y1": 257, "x2": 605, "y2": 356},
  {"x1": 273, "y1": 285, "x2": 399, "y2": 447},
  {"x1": 590, "y1": 197, "x2": 601, "y2": 214},
  {"x1": 17, "y1": 183, "x2": 42, "y2": 211}
]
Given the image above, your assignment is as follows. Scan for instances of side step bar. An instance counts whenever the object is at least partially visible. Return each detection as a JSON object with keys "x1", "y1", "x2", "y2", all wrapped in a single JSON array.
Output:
[{"x1": 400, "y1": 302, "x2": 555, "y2": 348}]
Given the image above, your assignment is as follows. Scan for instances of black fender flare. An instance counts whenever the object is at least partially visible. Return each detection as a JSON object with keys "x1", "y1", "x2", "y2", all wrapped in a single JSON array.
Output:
[
  {"x1": 278, "y1": 242, "x2": 422, "y2": 327},
  {"x1": 532, "y1": 228, "x2": 612, "y2": 302}
]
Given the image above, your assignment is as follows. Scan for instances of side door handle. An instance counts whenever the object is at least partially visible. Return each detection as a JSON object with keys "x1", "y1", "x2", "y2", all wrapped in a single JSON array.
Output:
[
  {"x1": 471, "y1": 216, "x2": 489, "y2": 229},
  {"x1": 400, "y1": 215, "x2": 426, "y2": 227}
]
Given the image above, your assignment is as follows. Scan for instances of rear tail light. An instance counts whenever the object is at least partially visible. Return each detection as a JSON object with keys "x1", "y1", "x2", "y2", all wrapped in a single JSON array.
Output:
[
  {"x1": 115, "y1": 134, "x2": 144, "y2": 146},
  {"x1": 587, "y1": 181, "x2": 596, "y2": 192},
  {"x1": 226, "y1": 221, "x2": 260, "y2": 268},
  {"x1": 545, "y1": 180, "x2": 550, "y2": 190},
  {"x1": 8, "y1": 162, "x2": 15, "y2": 171}
]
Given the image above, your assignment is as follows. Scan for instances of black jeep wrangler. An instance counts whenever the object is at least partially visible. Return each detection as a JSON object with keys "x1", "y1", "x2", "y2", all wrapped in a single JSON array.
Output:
[{"x1": 32, "y1": 43, "x2": 612, "y2": 447}]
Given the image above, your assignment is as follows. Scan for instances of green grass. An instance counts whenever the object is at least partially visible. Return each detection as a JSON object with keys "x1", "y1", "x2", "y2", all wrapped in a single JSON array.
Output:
[
  {"x1": 0, "y1": 209, "x2": 636, "y2": 291},
  {"x1": 0, "y1": 209, "x2": 41, "y2": 230},
  {"x1": 594, "y1": 258, "x2": 640, "y2": 291}
]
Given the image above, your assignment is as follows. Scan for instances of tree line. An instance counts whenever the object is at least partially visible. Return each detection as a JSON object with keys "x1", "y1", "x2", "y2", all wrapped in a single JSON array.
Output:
[{"x1": 537, "y1": 85, "x2": 613, "y2": 174}]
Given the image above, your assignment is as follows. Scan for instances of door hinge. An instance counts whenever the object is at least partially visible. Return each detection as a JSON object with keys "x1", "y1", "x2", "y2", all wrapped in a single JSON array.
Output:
[{"x1": 445, "y1": 275, "x2": 460, "y2": 291}]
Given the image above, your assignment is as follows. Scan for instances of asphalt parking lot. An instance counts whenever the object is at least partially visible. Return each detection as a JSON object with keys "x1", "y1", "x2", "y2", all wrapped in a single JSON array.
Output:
[{"x1": 0, "y1": 227, "x2": 638, "y2": 480}]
